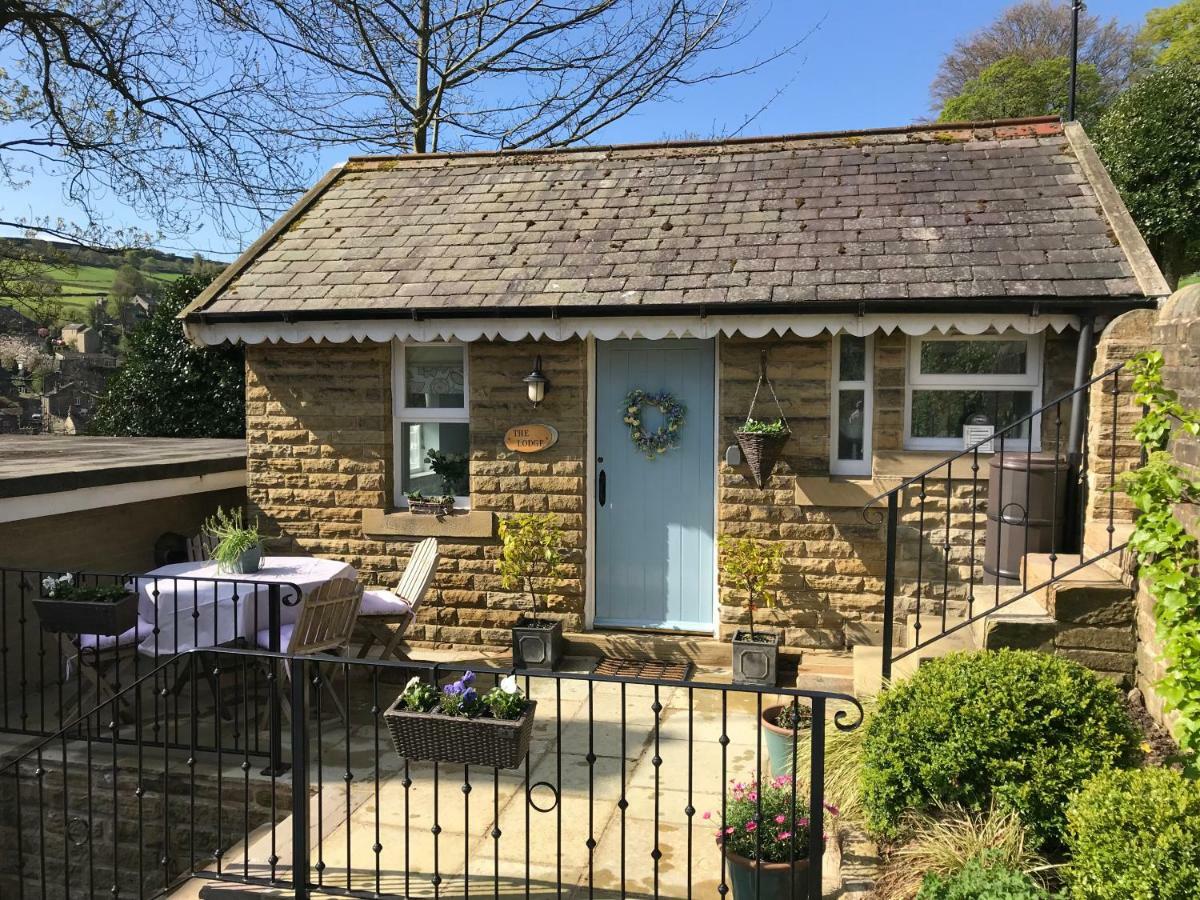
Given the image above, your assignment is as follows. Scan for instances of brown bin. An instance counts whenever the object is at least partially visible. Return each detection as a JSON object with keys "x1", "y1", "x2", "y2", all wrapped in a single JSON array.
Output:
[{"x1": 983, "y1": 452, "x2": 1068, "y2": 583}]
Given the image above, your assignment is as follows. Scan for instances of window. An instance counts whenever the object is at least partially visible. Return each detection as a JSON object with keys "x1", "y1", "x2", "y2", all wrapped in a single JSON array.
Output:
[
  {"x1": 904, "y1": 332, "x2": 1042, "y2": 451},
  {"x1": 393, "y1": 342, "x2": 470, "y2": 507},
  {"x1": 831, "y1": 333, "x2": 872, "y2": 476}
]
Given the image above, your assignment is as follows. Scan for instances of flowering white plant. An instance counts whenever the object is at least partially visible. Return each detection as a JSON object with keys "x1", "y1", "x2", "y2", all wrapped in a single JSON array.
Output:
[
  {"x1": 500, "y1": 674, "x2": 521, "y2": 695},
  {"x1": 41, "y1": 573, "x2": 73, "y2": 597}
]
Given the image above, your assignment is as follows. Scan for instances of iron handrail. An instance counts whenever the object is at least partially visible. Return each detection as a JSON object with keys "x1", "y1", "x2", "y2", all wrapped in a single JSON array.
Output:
[{"x1": 863, "y1": 360, "x2": 1125, "y2": 508}]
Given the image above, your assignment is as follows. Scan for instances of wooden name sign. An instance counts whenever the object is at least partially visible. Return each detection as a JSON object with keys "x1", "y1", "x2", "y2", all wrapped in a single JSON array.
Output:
[{"x1": 505, "y1": 424, "x2": 559, "y2": 453}]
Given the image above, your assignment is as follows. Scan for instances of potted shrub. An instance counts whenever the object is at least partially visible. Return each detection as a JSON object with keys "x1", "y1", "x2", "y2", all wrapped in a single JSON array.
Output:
[
  {"x1": 383, "y1": 671, "x2": 536, "y2": 769},
  {"x1": 426, "y1": 449, "x2": 469, "y2": 496},
  {"x1": 709, "y1": 774, "x2": 831, "y2": 899},
  {"x1": 734, "y1": 418, "x2": 791, "y2": 488},
  {"x1": 205, "y1": 506, "x2": 264, "y2": 574},
  {"x1": 406, "y1": 490, "x2": 456, "y2": 516},
  {"x1": 34, "y1": 573, "x2": 139, "y2": 636},
  {"x1": 761, "y1": 702, "x2": 812, "y2": 776},
  {"x1": 720, "y1": 535, "x2": 784, "y2": 686},
  {"x1": 499, "y1": 513, "x2": 567, "y2": 671}
]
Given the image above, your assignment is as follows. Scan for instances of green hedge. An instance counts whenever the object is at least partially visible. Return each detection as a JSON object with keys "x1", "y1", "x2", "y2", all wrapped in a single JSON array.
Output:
[
  {"x1": 861, "y1": 650, "x2": 1140, "y2": 846},
  {"x1": 916, "y1": 855, "x2": 1047, "y2": 900},
  {"x1": 1065, "y1": 767, "x2": 1200, "y2": 899}
]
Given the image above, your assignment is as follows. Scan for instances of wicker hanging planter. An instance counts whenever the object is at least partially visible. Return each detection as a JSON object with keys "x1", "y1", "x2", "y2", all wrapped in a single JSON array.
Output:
[
  {"x1": 734, "y1": 350, "x2": 791, "y2": 489},
  {"x1": 383, "y1": 697, "x2": 538, "y2": 769}
]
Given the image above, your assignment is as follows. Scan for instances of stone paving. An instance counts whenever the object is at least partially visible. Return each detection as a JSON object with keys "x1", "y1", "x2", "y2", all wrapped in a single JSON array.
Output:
[{"x1": 170, "y1": 657, "x2": 861, "y2": 899}]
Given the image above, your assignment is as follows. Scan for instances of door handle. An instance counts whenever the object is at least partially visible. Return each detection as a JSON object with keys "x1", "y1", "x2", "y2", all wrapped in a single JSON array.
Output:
[{"x1": 598, "y1": 469, "x2": 606, "y2": 506}]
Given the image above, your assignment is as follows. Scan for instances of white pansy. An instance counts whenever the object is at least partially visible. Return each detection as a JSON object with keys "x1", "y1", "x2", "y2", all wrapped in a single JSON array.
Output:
[
  {"x1": 403, "y1": 675, "x2": 422, "y2": 695},
  {"x1": 499, "y1": 674, "x2": 521, "y2": 695}
]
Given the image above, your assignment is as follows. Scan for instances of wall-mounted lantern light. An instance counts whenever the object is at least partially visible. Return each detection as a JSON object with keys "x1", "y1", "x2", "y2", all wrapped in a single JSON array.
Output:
[{"x1": 523, "y1": 355, "x2": 549, "y2": 406}]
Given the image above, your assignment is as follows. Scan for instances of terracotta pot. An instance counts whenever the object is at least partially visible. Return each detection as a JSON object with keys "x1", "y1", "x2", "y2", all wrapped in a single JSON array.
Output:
[
  {"x1": 724, "y1": 846, "x2": 810, "y2": 900},
  {"x1": 761, "y1": 704, "x2": 812, "y2": 777}
]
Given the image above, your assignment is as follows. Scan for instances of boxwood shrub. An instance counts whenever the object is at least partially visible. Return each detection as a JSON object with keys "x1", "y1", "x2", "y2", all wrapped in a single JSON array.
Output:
[
  {"x1": 861, "y1": 650, "x2": 1140, "y2": 846},
  {"x1": 916, "y1": 855, "x2": 1048, "y2": 900},
  {"x1": 1064, "y1": 767, "x2": 1200, "y2": 899}
]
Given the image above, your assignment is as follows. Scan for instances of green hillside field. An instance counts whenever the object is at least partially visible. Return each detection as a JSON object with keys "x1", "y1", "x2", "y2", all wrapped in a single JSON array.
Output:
[{"x1": 37, "y1": 263, "x2": 184, "y2": 315}]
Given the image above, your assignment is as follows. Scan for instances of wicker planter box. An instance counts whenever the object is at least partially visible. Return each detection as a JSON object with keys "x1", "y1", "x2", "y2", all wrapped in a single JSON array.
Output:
[
  {"x1": 33, "y1": 592, "x2": 138, "y2": 636},
  {"x1": 383, "y1": 698, "x2": 538, "y2": 769},
  {"x1": 409, "y1": 500, "x2": 454, "y2": 516},
  {"x1": 732, "y1": 629, "x2": 781, "y2": 686},
  {"x1": 512, "y1": 618, "x2": 563, "y2": 671},
  {"x1": 734, "y1": 430, "x2": 791, "y2": 489}
]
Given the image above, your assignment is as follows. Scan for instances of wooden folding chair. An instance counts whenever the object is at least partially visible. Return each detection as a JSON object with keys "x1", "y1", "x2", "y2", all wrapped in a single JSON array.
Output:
[
  {"x1": 356, "y1": 537, "x2": 439, "y2": 661},
  {"x1": 257, "y1": 577, "x2": 363, "y2": 724},
  {"x1": 186, "y1": 531, "x2": 218, "y2": 562}
]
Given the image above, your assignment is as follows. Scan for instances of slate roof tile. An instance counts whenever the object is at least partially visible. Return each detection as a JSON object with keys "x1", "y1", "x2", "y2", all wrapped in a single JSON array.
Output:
[{"x1": 191, "y1": 120, "x2": 1158, "y2": 318}]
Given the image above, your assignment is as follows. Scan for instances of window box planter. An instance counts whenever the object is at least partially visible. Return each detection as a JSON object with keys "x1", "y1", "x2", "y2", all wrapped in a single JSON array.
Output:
[
  {"x1": 723, "y1": 847, "x2": 809, "y2": 900},
  {"x1": 761, "y1": 703, "x2": 812, "y2": 777},
  {"x1": 409, "y1": 499, "x2": 455, "y2": 516},
  {"x1": 734, "y1": 428, "x2": 791, "y2": 489},
  {"x1": 34, "y1": 591, "x2": 139, "y2": 636},
  {"x1": 731, "y1": 629, "x2": 780, "y2": 686},
  {"x1": 383, "y1": 697, "x2": 537, "y2": 770},
  {"x1": 512, "y1": 617, "x2": 563, "y2": 671}
]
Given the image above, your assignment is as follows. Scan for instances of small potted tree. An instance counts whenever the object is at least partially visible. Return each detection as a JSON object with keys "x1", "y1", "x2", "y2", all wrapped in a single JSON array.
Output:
[
  {"x1": 205, "y1": 506, "x2": 264, "y2": 574},
  {"x1": 499, "y1": 513, "x2": 567, "y2": 671},
  {"x1": 34, "y1": 573, "x2": 139, "y2": 636},
  {"x1": 720, "y1": 535, "x2": 784, "y2": 686}
]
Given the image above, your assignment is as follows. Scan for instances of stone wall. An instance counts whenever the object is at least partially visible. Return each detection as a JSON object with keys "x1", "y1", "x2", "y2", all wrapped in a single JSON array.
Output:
[
  {"x1": 245, "y1": 339, "x2": 585, "y2": 648},
  {"x1": 245, "y1": 328, "x2": 1079, "y2": 654},
  {"x1": 1137, "y1": 286, "x2": 1200, "y2": 729},
  {"x1": 0, "y1": 746, "x2": 290, "y2": 899}
]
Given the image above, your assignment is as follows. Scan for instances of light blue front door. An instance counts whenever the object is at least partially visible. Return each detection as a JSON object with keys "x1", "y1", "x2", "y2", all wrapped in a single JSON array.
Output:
[{"x1": 595, "y1": 339, "x2": 715, "y2": 631}]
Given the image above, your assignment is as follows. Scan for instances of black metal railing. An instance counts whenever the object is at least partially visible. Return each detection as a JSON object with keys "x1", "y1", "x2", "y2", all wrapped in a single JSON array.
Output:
[
  {"x1": 1, "y1": 647, "x2": 864, "y2": 900},
  {"x1": 865, "y1": 361, "x2": 1138, "y2": 681},
  {"x1": 0, "y1": 567, "x2": 302, "y2": 772}
]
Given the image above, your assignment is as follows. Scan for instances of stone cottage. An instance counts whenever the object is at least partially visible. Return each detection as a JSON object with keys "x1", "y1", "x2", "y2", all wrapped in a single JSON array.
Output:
[{"x1": 182, "y1": 116, "x2": 1167, "y2": 656}]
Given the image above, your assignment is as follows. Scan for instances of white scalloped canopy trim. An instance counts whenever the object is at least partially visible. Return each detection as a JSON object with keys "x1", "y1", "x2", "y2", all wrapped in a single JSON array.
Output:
[{"x1": 187, "y1": 312, "x2": 1077, "y2": 346}]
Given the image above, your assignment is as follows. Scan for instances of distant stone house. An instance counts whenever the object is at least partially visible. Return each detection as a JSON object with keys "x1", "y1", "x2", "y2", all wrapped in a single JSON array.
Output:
[
  {"x1": 182, "y1": 117, "x2": 1167, "y2": 654},
  {"x1": 59, "y1": 322, "x2": 100, "y2": 354}
]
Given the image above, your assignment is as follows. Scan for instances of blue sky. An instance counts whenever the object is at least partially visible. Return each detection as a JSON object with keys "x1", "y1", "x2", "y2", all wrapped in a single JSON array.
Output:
[{"x1": 0, "y1": 0, "x2": 1161, "y2": 259}]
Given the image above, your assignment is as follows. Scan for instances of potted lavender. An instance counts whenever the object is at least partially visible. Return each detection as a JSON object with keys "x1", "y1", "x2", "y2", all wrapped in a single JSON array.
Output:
[
  {"x1": 383, "y1": 671, "x2": 537, "y2": 769},
  {"x1": 720, "y1": 535, "x2": 784, "y2": 686},
  {"x1": 34, "y1": 573, "x2": 139, "y2": 636}
]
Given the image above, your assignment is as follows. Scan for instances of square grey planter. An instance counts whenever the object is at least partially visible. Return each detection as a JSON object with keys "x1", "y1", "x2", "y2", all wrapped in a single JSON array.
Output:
[
  {"x1": 731, "y1": 629, "x2": 781, "y2": 686},
  {"x1": 512, "y1": 618, "x2": 563, "y2": 671}
]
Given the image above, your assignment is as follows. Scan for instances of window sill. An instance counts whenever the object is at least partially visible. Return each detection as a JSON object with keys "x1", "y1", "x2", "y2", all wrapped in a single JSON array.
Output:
[
  {"x1": 362, "y1": 507, "x2": 496, "y2": 540},
  {"x1": 794, "y1": 450, "x2": 1014, "y2": 507}
]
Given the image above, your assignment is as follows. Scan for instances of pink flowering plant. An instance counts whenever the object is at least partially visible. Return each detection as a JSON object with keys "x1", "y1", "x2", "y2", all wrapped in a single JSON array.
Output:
[{"x1": 707, "y1": 775, "x2": 837, "y2": 863}]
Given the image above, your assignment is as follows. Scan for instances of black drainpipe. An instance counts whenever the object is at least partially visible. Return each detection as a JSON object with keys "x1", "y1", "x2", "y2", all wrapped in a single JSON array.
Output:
[{"x1": 1064, "y1": 314, "x2": 1095, "y2": 550}]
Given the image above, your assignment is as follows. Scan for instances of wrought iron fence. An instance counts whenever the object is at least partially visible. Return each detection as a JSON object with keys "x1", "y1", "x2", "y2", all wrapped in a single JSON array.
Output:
[
  {"x1": 0, "y1": 567, "x2": 302, "y2": 770},
  {"x1": 865, "y1": 360, "x2": 1139, "y2": 681},
  {"x1": 1, "y1": 647, "x2": 864, "y2": 899}
]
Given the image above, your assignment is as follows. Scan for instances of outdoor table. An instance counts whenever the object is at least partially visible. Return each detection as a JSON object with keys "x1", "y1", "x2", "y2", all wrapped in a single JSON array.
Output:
[{"x1": 134, "y1": 556, "x2": 356, "y2": 656}]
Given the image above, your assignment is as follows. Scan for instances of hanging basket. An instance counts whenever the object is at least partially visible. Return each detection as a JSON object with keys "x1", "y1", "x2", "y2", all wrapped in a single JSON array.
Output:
[
  {"x1": 736, "y1": 349, "x2": 791, "y2": 489},
  {"x1": 734, "y1": 429, "x2": 791, "y2": 488}
]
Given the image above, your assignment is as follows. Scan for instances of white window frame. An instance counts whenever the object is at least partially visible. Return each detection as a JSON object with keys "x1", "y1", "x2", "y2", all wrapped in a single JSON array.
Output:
[
  {"x1": 903, "y1": 332, "x2": 1043, "y2": 452},
  {"x1": 830, "y1": 332, "x2": 873, "y2": 476},
  {"x1": 392, "y1": 340, "x2": 471, "y2": 508}
]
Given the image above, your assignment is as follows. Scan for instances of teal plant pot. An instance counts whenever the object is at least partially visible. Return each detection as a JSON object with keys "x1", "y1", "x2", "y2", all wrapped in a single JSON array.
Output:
[
  {"x1": 761, "y1": 704, "x2": 812, "y2": 777},
  {"x1": 220, "y1": 546, "x2": 262, "y2": 574},
  {"x1": 724, "y1": 848, "x2": 809, "y2": 899},
  {"x1": 237, "y1": 546, "x2": 262, "y2": 574}
]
